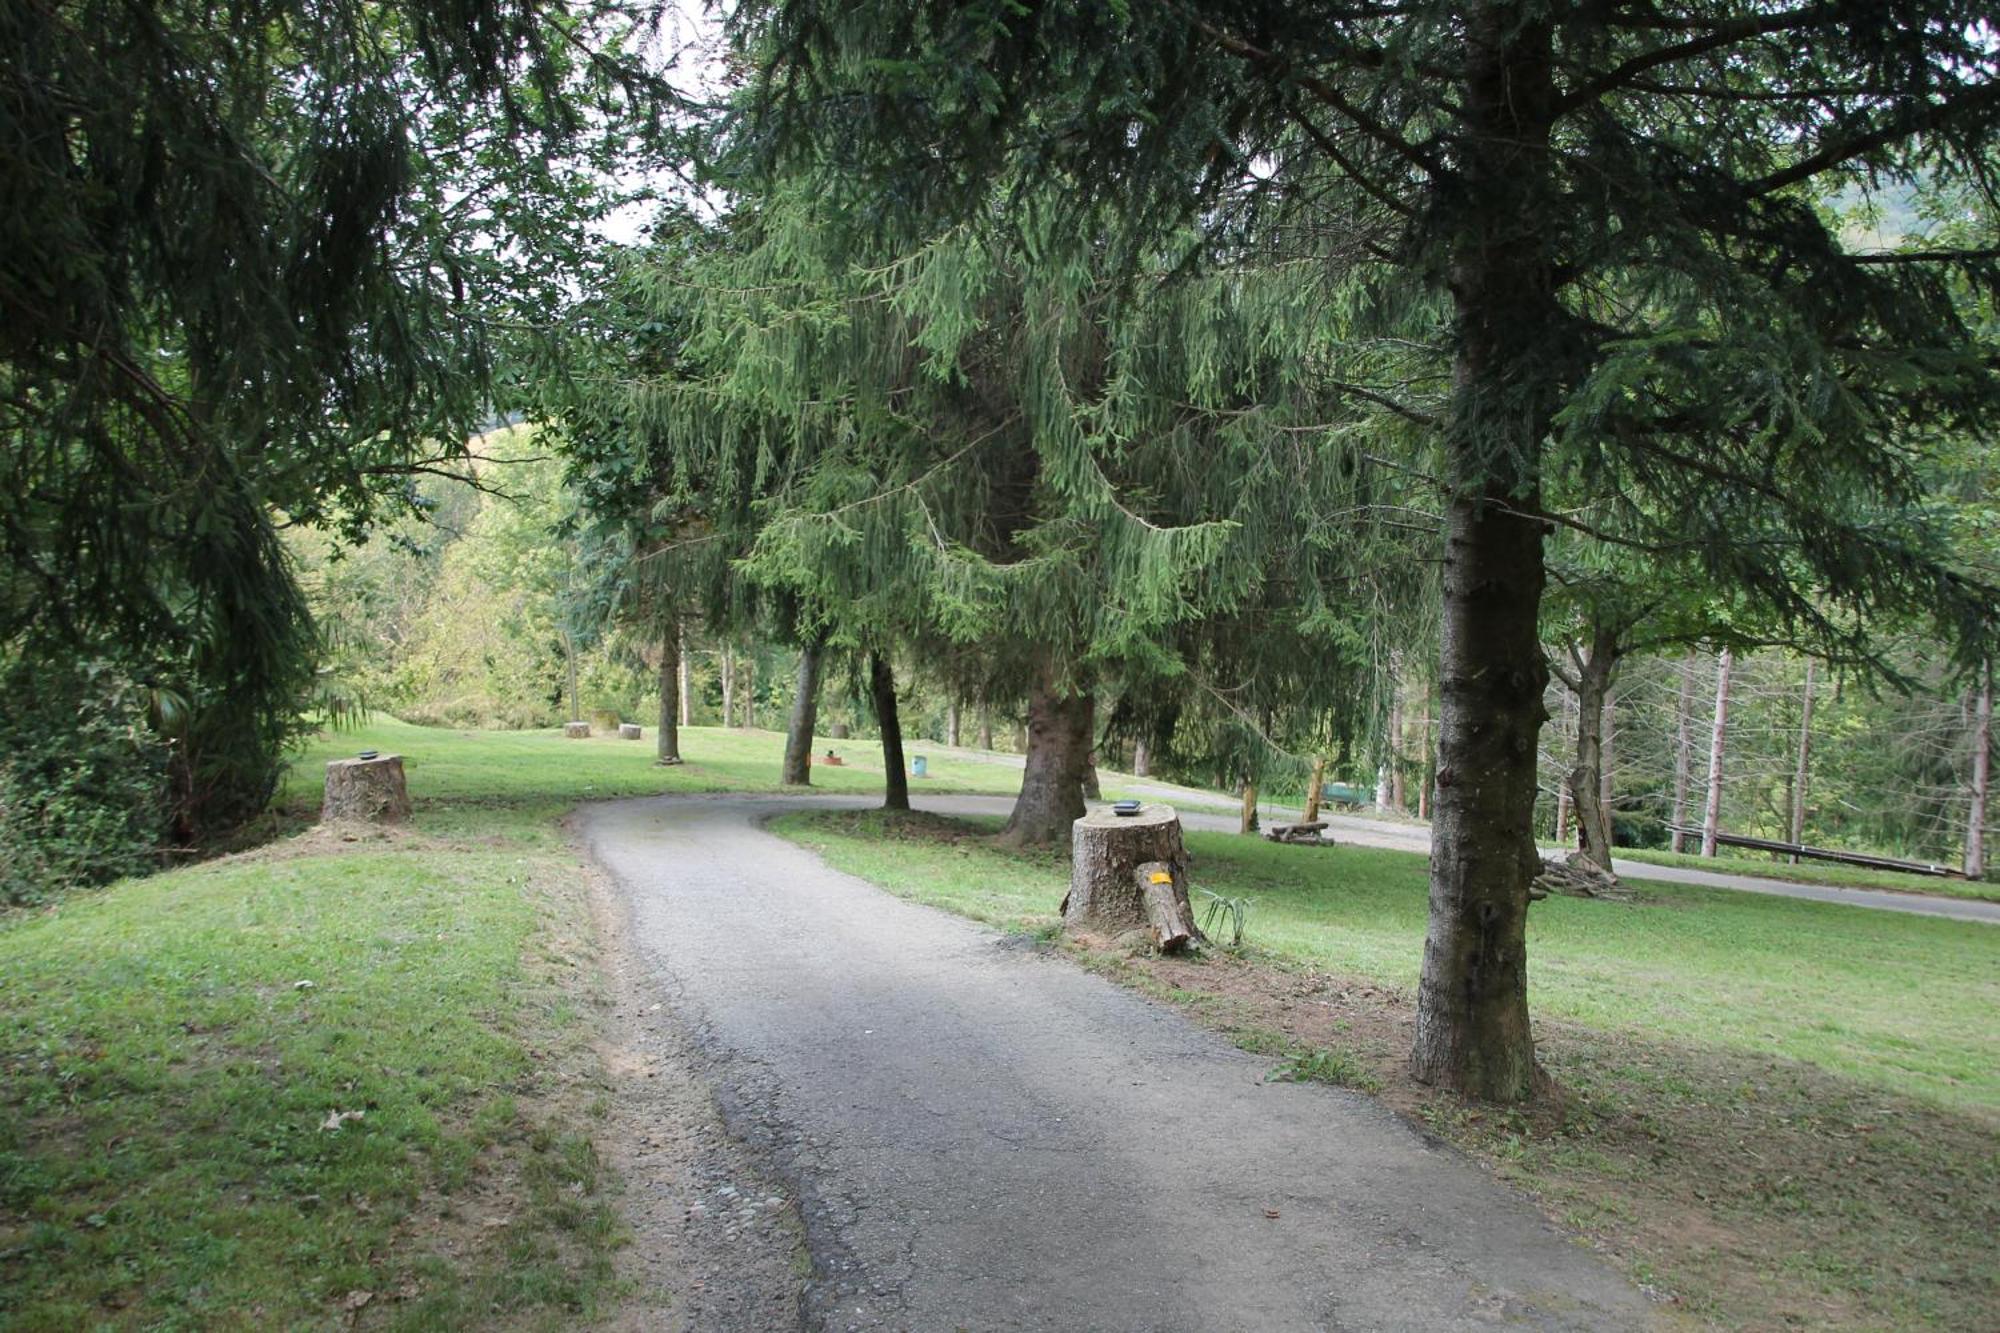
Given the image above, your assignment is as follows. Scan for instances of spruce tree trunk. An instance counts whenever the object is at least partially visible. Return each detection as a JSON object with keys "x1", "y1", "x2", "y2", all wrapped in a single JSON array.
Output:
[
  {"x1": 1410, "y1": 3, "x2": 1558, "y2": 1104},
  {"x1": 781, "y1": 639, "x2": 825, "y2": 786},
  {"x1": 656, "y1": 632, "x2": 683, "y2": 765},
  {"x1": 870, "y1": 652, "x2": 909, "y2": 812},
  {"x1": 1082, "y1": 754, "x2": 1102, "y2": 801},
  {"x1": 1789, "y1": 659, "x2": 1816, "y2": 860},
  {"x1": 1566, "y1": 627, "x2": 1619, "y2": 874},
  {"x1": 1701, "y1": 647, "x2": 1735, "y2": 858},
  {"x1": 1000, "y1": 658, "x2": 1092, "y2": 846},
  {"x1": 1671, "y1": 650, "x2": 1698, "y2": 853},
  {"x1": 1239, "y1": 779, "x2": 1259, "y2": 835},
  {"x1": 1418, "y1": 687, "x2": 1434, "y2": 821},
  {"x1": 1132, "y1": 737, "x2": 1150, "y2": 778},
  {"x1": 1967, "y1": 660, "x2": 1990, "y2": 880},
  {"x1": 1303, "y1": 755, "x2": 1326, "y2": 823}
]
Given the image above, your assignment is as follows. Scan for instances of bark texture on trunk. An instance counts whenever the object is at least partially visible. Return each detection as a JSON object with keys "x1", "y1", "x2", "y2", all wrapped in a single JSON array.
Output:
[
  {"x1": 947, "y1": 700, "x2": 961, "y2": 748},
  {"x1": 676, "y1": 627, "x2": 691, "y2": 727},
  {"x1": 978, "y1": 697, "x2": 995, "y2": 751},
  {"x1": 1566, "y1": 625, "x2": 1620, "y2": 875},
  {"x1": 1064, "y1": 805, "x2": 1196, "y2": 950},
  {"x1": 1239, "y1": 779, "x2": 1259, "y2": 835},
  {"x1": 1132, "y1": 737, "x2": 1151, "y2": 778},
  {"x1": 1968, "y1": 660, "x2": 1990, "y2": 880},
  {"x1": 564, "y1": 632, "x2": 581, "y2": 724},
  {"x1": 1789, "y1": 659, "x2": 1816, "y2": 859},
  {"x1": 1670, "y1": 649, "x2": 1697, "y2": 854},
  {"x1": 1701, "y1": 647, "x2": 1734, "y2": 858},
  {"x1": 1303, "y1": 755, "x2": 1326, "y2": 823},
  {"x1": 1000, "y1": 658, "x2": 1092, "y2": 846},
  {"x1": 1082, "y1": 754, "x2": 1102, "y2": 801},
  {"x1": 1388, "y1": 666, "x2": 1406, "y2": 812},
  {"x1": 322, "y1": 755, "x2": 411, "y2": 824},
  {"x1": 869, "y1": 652, "x2": 909, "y2": 811},
  {"x1": 721, "y1": 644, "x2": 735, "y2": 727},
  {"x1": 1410, "y1": 2, "x2": 1559, "y2": 1104},
  {"x1": 656, "y1": 633, "x2": 683, "y2": 765},
  {"x1": 780, "y1": 639, "x2": 825, "y2": 786}
]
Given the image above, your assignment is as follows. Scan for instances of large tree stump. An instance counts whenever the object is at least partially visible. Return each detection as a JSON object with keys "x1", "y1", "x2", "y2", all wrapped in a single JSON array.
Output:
[
  {"x1": 1064, "y1": 805, "x2": 1203, "y2": 952},
  {"x1": 564, "y1": 721, "x2": 590, "y2": 739},
  {"x1": 619, "y1": 723, "x2": 642, "y2": 740},
  {"x1": 322, "y1": 755, "x2": 411, "y2": 824}
]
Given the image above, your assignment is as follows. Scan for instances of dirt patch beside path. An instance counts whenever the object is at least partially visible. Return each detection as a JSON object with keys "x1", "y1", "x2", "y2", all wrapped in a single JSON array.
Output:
[{"x1": 1090, "y1": 946, "x2": 1998, "y2": 1331}]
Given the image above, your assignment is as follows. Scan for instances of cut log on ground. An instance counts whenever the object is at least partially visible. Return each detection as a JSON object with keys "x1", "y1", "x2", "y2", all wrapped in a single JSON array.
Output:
[
  {"x1": 619, "y1": 723, "x2": 642, "y2": 740},
  {"x1": 322, "y1": 755, "x2": 411, "y2": 824},
  {"x1": 1531, "y1": 854, "x2": 1625, "y2": 901},
  {"x1": 564, "y1": 721, "x2": 591, "y2": 739},
  {"x1": 1262, "y1": 822, "x2": 1333, "y2": 846},
  {"x1": 1065, "y1": 805, "x2": 1203, "y2": 952}
]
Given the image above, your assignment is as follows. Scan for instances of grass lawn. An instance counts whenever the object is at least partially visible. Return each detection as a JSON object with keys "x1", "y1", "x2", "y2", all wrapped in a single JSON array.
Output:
[
  {"x1": 1, "y1": 716, "x2": 977, "y2": 1330},
  {"x1": 1614, "y1": 845, "x2": 1998, "y2": 903},
  {"x1": 772, "y1": 808, "x2": 2000, "y2": 1329}
]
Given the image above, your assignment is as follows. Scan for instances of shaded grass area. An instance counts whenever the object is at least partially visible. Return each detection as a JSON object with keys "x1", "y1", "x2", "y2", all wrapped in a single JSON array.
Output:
[
  {"x1": 6, "y1": 717, "x2": 983, "y2": 1328},
  {"x1": 1615, "y1": 845, "x2": 1997, "y2": 903},
  {"x1": 772, "y1": 808, "x2": 2000, "y2": 1329}
]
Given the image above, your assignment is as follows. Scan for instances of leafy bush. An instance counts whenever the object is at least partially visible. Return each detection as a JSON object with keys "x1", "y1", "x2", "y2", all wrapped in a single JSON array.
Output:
[{"x1": 0, "y1": 661, "x2": 169, "y2": 905}]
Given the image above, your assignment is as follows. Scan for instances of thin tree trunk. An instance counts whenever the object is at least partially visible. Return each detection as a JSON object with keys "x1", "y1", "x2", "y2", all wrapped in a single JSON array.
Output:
[
  {"x1": 1375, "y1": 764, "x2": 1391, "y2": 809},
  {"x1": 1082, "y1": 752, "x2": 1101, "y2": 801},
  {"x1": 655, "y1": 631, "x2": 682, "y2": 765},
  {"x1": 1701, "y1": 647, "x2": 1735, "y2": 858},
  {"x1": 1132, "y1": 737, "x2": 1151, "y2": 778},
  {"x1": 1670, "y1": 650, "x2": 1697, "y2": 854},
  {"x1": 947, "y1": 699, "x2": 961, "y2": 747},
  {"x1": 743, "y1": 656, "x2": 756, "y2": 729},
  {"x1": 1418, "y1": 683, "x2": 1434, "y2": 821},
  {"x1": 870, "y1": 652, "x2": 908, "y2": 812},
  {"x1": 780, "y1": 639, "x2": 825, "y2": 786},
  {"x1": 677, "y1": 626, "x2": 691, "y2": 727},
  {"x1": 1968, "y1": 659, "x2": 1990, "y2": 880},
  {"x1": 721, "y1": 644, "x2": 735, "y2": 727},
  {"x1": 564, "y1": 631, "x2": 581, "y2": 724},
  {"x1": 978, "y1": 694, "x2": 994, "y2": 750},
  {"x1": 1410, "y1": 5, "x2": 1558, "y2": 1103},
  {"x1": 1789, "y1": 659, "x2": 1816, "y2": 861},
  {"x1": 1567, "y1": 626, "x2": 1619, "y2": 874},
  {"x1": 1553, "y1": 685, "x2": 1573, "y2": 845},
  {"x1": 1240, "y1": 778, "x2": 1259, "y2": 835},
  {"x1": 1388, "y1": 669, "x2": 1406, "y2": 811},
  {"x1": 1303, "y1": 755, "x2": 1327, "y2": 823},
  {"x1": 1000, "y1": 655, "x2": 1092, "y2": 846}
]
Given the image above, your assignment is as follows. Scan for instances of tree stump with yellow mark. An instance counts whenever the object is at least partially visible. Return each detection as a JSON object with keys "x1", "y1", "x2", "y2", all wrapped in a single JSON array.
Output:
[{"x1": 1063, "y1": 805, "x2": 1201, "y2": 952}]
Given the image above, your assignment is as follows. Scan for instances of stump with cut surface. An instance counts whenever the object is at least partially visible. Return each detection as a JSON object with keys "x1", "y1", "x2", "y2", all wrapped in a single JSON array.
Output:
[
  {"x1": 1064, "y1": 805, "x2": 1203, "y2": 953},
  {"x1": 619, "y1": 723, "x2": 642, "y2": 740},
  {"x1": 564, "y1": 721, "x2": 591, "y2": 739},
  {"x1": 322, "y1": 755, "x2": 411, "y2": 824}
]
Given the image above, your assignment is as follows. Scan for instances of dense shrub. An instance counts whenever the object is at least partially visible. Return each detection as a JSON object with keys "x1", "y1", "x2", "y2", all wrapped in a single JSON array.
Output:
[{"x1": 0, "y1": 661, "x2": 169, "y2": 905}]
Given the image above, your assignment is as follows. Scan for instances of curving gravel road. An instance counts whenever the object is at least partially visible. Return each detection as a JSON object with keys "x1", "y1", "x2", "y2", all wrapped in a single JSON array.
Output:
[{"x1": 583, "y1": 794, "x2": 1656, "y2": 1332}]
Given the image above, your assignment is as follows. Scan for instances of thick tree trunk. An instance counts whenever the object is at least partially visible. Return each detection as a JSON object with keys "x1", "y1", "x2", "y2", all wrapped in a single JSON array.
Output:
[
  {"x1": 781, "y1": 639, "x2": 825, "y2": 786},
  {"x1": 1000, "y1": 658, "x2": 1092, "y2": 846},
  {"x1": 656, "y1": 632, "x2": 683, "y2": 765},
  {"x1": 1410, "y1": 3, "x2": 1558, "y2": 1104},
  {"x1": 1303, "y1": 755, "x2": 1326, "y2": 823},
  {"x1": 1670, "y1": 649, "x2": 1698, "y2": 853},
  {"x1": 1132, "y1": 737, "x2": 1151, "y2": 777},
  {"x1": 870, "y1": 652, "x2": 909, "y2": 812},
  {"x1": 1566, "y1": 626, "x2": 1619, "y2": 875},
  {"x1": 1967, "y1": 660, "x2": 1990, "y2": 880},
  {"x1": 677, "y1": 627, "x2": 691, "y2": 727},
  {"x1": 1063, "y1": 805, "x2": 1198, "y2": 951},
  {"x1": 1789, "y1": 659, "x2": 1816, "y2": 860},
  {"x1": 1701, "y1": 648, "x2": 1735, "y2": 858}
]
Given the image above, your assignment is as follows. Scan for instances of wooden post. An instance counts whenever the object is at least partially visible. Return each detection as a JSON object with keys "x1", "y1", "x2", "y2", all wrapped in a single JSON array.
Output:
[
  {"x1": 322, "y1": 755, "x2": 411, "y2": 824},
  {"x1": 1065, "y1": 805, "x2": 1201, "y2": 952},
  {"x1": 1701, "y1": 647, "x2": 1734, "y2": 858}
]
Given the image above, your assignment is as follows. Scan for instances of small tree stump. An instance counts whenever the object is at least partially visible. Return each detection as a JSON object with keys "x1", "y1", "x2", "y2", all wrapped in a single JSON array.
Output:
[
  {"x1": 322, "y1": 755, "x2": 411, "y2": 824},
  {"x1": 619, "y1": 723, "x2": 642, "y2": 740},
  {"x1": 564, "y1": 721, "x2": 591, "y2": 739},
  {"x1": 1064, "y1": 805, "x2": 1203, "y2": 952}
]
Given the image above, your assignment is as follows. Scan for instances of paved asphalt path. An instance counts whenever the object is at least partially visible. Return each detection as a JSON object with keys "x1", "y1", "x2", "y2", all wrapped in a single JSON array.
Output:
[{"x1": 584, "y1": 794, "x2": 1654, "y2": 1332}]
